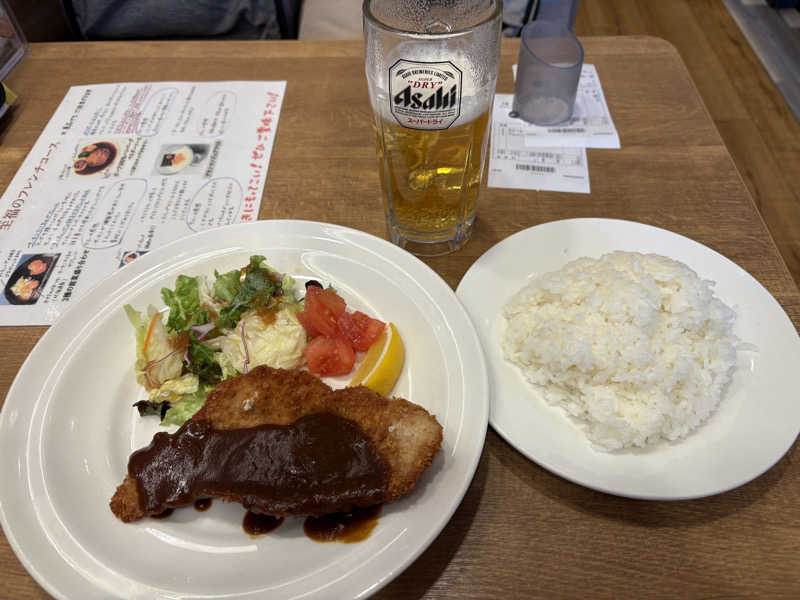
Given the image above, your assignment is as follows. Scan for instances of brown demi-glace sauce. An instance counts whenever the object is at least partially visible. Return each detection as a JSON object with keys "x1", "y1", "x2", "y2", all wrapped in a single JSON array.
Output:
[
  {"x1": 304, "y1": 505, "x2": 382, "y2": 543},
  {"x1": 152, "y1": 504, "x2": 381, "y2": 542},
  {"x1": 193, "y1": 498, "x2": 212, "y2": 511},
  {"x1": 128, "y1": 412, "x2": 389, "y2": 517},
  {"x1": 243, "y1": 511, "x2": 284, "y2": 536}
]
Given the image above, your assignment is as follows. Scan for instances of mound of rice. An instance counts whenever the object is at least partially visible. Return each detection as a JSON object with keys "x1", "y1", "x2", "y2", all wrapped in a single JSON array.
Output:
[{"x1": 502, "y1": 251, "x2": 738, "y2": 450}]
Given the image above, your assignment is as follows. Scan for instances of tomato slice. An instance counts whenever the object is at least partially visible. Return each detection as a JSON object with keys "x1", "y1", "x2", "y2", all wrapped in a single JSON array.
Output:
[
  {"x1": 296, "y1": 310, "x2": 320, "y2": 338},
  {"x1": 304, "y1": 335, "x2": 356, "y2": 376},
  {"x1": 298, "y1": 287, "x2": 347, "y2": 337},
  {"x1": 352, "y1": 311, "x2": 385, "y2": 348},
  {"x1": 313, "y1": 287, "x2": 346, "y2": 317},
  {"x1": 337, "y1": 311, "x2": 385, "y2": 351}
]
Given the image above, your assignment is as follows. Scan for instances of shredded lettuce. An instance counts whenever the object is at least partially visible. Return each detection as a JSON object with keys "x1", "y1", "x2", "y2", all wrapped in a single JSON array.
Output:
[
  {"x1": 161, "y1": 384, "x2": 212, "y2": 426},
  {"x1": 186, "y1": 334, "x2": 223, "y2": 385},
  {"x1": 205, "y1": 307, "x2": 306, "y2": 373},
  {"x1": 281, "y1": 273, "x2": 296, "y2": 298},
  {"x1": 213, "y1": 269, "x2": 241, "y2": 303},
  {"x1": 145, "y1": 319, "x2": 183, "y2": 387},
  {"x1": 215, "y1": 351, "x2": 239, "y2": 379},
  {"x1": 124, "y1": 304, "x2": 146, "y2": 365},
  {"x1": 125, "y1": 304, "x2": 182, "y2": 388},
  {"x1": 215, "y1": 255, "x2": 280, "y2": 329},
  {"x1": 126, "y1": 256, "x2": 301, "y2": 427},
  {"x1": 280, "y1": 300, "x2": 301, "y2": 323},
  {"x1": 148, "y1": 373, "x2": 199, "y2": 402},
  {"x1": 146, "y1": 374, "x2": 205, "y2": 427},
  {"x1": 197, "y1": 275, "x2": 220, "y2": 315},
  {"x1": 161, "y1": 275, "x2": 209, "y2": 332}
]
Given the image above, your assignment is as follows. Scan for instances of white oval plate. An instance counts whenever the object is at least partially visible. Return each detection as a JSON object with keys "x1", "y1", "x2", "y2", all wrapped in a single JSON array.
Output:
[
  {"x1": 0, "y1": 220, "x2": 488, "y2": 599},
  {"x1": 456, "y1": 218, "x2": 800, "y2": 500}
]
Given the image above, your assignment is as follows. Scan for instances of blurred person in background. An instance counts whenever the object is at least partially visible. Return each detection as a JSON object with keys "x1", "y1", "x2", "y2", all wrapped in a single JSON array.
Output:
[
  {"x1": 297, "y1": 0, "x2": 539, "y2": 39},
  {"x1": 22, "y1": 0, "x2": 541, "y2": 42},
  {"x1": 61, "y1": 0, "x2": 302, "y2": 39}
]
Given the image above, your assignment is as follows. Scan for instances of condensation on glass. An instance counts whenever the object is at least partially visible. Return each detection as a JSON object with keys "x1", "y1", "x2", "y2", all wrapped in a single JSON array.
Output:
[{"x1": 364, "y1": 0, "x2": 502, "y2": 256}]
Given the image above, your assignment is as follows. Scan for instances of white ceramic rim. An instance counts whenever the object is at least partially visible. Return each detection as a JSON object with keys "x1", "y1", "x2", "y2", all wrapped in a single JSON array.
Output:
[
  {"x1": 456, "y1": 217, "x2": 800, "y2": 500},
  {"x1": 0, "y1": 219, "x2": 489, "y2": 599}
]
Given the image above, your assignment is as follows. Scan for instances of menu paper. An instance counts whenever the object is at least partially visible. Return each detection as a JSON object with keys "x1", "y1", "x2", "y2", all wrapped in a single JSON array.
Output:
[
  {"x1": 489, "y1": 95, "x2": 590, "y2": 194},
  {"x1": 0, "y1": 81, "x2": 285, "y2": 326}
]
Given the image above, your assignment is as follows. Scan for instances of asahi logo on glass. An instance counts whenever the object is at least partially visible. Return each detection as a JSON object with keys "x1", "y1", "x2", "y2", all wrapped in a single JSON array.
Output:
[{"x1": 389, "y1": 60, "x2": 462, "y2": 130}]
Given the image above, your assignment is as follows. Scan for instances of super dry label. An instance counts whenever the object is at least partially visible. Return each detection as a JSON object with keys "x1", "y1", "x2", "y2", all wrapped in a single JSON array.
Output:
[{"x1": 388, "y1": 59, "x2": 462, "y2": 130}]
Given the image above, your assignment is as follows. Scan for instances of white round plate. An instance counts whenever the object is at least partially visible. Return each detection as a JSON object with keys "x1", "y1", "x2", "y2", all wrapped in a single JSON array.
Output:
[
  {"x1": 456, "y1": 218, "x2": 800, "y2": 500},
  {"x1": 0, "y1": 220, "x2": 488, "y2": 599}
]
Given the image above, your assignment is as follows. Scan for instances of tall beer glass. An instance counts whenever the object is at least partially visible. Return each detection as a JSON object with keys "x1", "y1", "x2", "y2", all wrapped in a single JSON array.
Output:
[{"x1": 364, "y1": 0, "x2": 502, "y2": 256}]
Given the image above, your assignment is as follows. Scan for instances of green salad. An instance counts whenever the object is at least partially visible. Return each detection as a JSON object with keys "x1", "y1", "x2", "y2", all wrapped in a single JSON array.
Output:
[{"x1": 126, "y1": 256, "x2": 306, "y2": 426}]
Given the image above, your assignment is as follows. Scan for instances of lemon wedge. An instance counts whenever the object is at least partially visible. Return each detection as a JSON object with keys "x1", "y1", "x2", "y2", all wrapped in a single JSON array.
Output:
[{"x1": 349, "y1": 322, "x2": 404, "y2": 396}]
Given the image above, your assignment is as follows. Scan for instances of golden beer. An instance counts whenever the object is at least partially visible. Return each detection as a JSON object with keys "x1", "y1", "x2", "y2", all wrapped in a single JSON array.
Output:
[
  {"x1": 373, "y1": 110, "x2": 490, "y2": 238},
  {"x1": 364, "y1": 0, "x2": 501, "y2": 255}
]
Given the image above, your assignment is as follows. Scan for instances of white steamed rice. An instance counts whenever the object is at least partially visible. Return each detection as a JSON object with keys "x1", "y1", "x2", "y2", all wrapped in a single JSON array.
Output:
[{"x1": 502, "y1": 251, "x2": 738, "y2": 450}]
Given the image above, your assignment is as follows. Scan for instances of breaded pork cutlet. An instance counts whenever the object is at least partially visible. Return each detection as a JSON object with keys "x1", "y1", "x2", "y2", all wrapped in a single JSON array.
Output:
[{"x1": 111, "y1": 366, "x2": 443, "y2": 522}]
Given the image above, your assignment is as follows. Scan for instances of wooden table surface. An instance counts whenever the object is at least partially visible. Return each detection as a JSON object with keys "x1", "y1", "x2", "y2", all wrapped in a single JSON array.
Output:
[{"x1": 1, "y1": 38, "x2": 799, "y2": 599}]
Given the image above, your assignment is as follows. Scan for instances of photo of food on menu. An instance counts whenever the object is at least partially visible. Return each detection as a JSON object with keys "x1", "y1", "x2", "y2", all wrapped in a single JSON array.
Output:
[{"x1": 0, "y1": 80, "x2": 285, "y2": 325}]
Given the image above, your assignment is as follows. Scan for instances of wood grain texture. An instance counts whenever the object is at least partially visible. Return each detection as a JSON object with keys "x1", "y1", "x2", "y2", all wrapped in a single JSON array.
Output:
[
  {"x1": 0, "y1": 37, "x2": 798, "y2": 599},
  {"x1": 575, "y1": 0, "x2": 800, "y2": 288}
]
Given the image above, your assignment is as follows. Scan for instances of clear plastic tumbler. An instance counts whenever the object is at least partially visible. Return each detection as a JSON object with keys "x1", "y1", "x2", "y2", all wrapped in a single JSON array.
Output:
[
  {"x1": 364, "y1": 0, "x2": 502, "y2": 256},
  {"x1": 511, "y1": 20, "x2": 584, "y2": 126}
]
